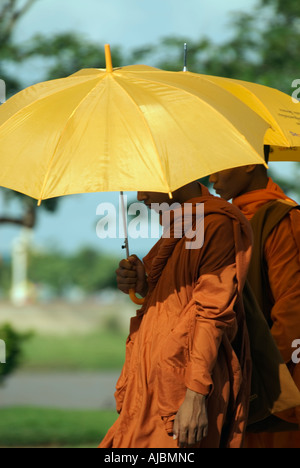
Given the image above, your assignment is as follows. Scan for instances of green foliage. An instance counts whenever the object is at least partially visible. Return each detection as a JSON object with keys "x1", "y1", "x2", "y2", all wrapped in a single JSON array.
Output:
[
  {"x1": 1, "y1": 187, "x2": 59, "y2": 219},
  {"x1": 0, "y1": 407, "x2": 117, "y2": 447},
  {"x1": 23, "y1": 32, "x2": 125, "y2": 80},
  {"x1": 0, "y1": 323, "x2": 32, "y2": 384},
  {"x1": 22, "y1": 328, "x2": 127, "y2": 371},
  {"x1": 125, "y1": 0, "x2": 300, "y2": 96},
  {"x1": 126, "y1": 0, "x2": 300, "y2": 196},
  {"x1": 0, "y1": 257, "x2": 11, "y2": 297},
  {"x1": 261, "y1": 0, "x2": 300, "y2": 19},
  {"x1": 28, "y1": 247, "x2": 119, "y2": 295},
  {"x1": 0, "y1": 0, "x2": 39, "y2": 95},
  {"x1": 1, "y1": 0, "x2": 300, "y2": 204}
]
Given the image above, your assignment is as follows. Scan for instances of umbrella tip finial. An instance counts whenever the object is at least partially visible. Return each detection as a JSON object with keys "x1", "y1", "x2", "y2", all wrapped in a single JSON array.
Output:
[
  {"x1": 105, "y1": 44, "x2": 113, "y2": 73},
  {"x1": 183, "y1": 43, "x2": 188, "y2": 72}
]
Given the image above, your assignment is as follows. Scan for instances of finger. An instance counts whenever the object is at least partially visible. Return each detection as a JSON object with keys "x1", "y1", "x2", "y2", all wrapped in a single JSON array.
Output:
[
  {"x1": 117, "y1": 276, "x2": 137, "y2": 284},
  {"x1": 178, "y1": 431, "x2": 188, "y2": 448},
  {"x1": 116, "y1": 271, "x2": 137, "y2": 284},
  {"x1": 117, "y1": 285, "x2": 137, "y2": 294},
  {"x1": 117, "y1": 277, "x2": 138, "y2": 290},
  {"x1": 195, "y1": 428, "x2": 203, "y2": 444},
  {"x1": 125, "y1": 256, "x2": 140, "y2": 269},
  {"x1": 127, "y1": 255, "x2": 140, "y2": 265},
  {"x1": 173, "y1": 419, "x2": 179, "y2": 441},
  {"x1": 187, "y1": 428, "x2": 197, "y2": 447},
  {"x1": 116, "y1": 268, "x2": 137, "y2": 279},
  {"x1": 119, "y1": 259, "x2": 135, "y2": 270},
  {"x1": 195, "y1": 424, "x2": 208, "y2": 444},
  {"x1": 117, "y1": 281, "x2": 137, "y2": 293}
]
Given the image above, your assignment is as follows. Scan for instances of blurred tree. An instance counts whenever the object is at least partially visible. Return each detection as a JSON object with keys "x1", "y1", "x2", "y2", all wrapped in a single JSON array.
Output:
[
  {"x1": 27, "y1": 247, "x2": 119, "y2": 296},
  {"x1": 0, "y1": 1, "x2": 126, "y2": 229},
  {"x1": 0, "y1": 257, "x2": 11, "y2": 296},
  {"x1": 23, "y1": 32, "x2": 124, "y2": 80},
  {"x1": 0, "y1": 0, "x2": 59, "y2": 227},
  {"x1": 0, "y1": 0, "x2": 38, "y2": 94},
  {"x1": 0, "y1": 323, "x2": 32, "y2": 384},
  {"x1": 1, "y1": 0, "x2": 300, "y2": 220},
  {"x1": 128, "y1": 0, "x2": 300, "y2": 194},
  {"x1": 130, "y1": 0, "x2": 300, "y2": 94},
  {"x1": 69, "y1": 247, "x2": 119, "y2": 293}
]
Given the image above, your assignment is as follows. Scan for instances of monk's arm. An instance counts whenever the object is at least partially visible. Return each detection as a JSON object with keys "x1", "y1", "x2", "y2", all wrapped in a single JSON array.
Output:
[
  {"x1": 185, "y1": 215, "x2": 238, "y2": 396},
  {"x1": 265, "y1": 212, "x2": 300, "y2": 363},
  {"x1": 174, "y1": 216, "x2": 239, "y2": 446}
]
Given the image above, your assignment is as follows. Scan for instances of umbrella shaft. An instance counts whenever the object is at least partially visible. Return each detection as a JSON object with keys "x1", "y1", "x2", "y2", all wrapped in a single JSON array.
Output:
[
  {"x1": 183, "y1": 43, "x2": 188, "y2": 72},
  {"x1": 120, "y1": 191, "x2": 130, "y2": 258}
]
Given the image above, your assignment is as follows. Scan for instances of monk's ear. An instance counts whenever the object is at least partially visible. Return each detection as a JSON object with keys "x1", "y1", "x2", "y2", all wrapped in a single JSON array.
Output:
[{"x1": 245, "y1": 165, "x2": 257, "y2": 174}]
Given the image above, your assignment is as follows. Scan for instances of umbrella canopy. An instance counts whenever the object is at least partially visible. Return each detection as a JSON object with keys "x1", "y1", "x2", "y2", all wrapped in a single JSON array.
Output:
[
  {"x1": 0, "y1": 45, "x2": 269, "y2": 205},
  {"x1": 202, "y1": 74, "x2": 300, "y2": 162}
]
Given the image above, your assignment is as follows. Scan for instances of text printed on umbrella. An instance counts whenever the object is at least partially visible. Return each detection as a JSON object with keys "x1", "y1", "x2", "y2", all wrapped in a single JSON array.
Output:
[{"x1": 96, "y1": 195, "x2": 205, "y2": 250}]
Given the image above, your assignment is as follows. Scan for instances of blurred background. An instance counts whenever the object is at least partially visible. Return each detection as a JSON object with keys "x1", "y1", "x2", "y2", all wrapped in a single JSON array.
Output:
[{"x1": 0, "y1": 0, "x2": 300, "y2": 448}]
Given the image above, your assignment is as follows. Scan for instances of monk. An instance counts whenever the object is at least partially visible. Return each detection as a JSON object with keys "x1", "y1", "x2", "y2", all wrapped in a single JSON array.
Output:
[
  {"x1": 209, "y1": 146, "x2": 300, "y2": 448},
  {"x1": 99, "y1": 181, "x2": 253, "y2": 449}
]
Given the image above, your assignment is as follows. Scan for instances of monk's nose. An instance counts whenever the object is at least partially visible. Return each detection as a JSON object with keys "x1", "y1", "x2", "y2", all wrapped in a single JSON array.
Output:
[
  {"x1": 137, "y1": 192, "x2": 148, "y2": 202},
  {"x1": 209, "y1": 173, "x2": 218, "y2": 184}
]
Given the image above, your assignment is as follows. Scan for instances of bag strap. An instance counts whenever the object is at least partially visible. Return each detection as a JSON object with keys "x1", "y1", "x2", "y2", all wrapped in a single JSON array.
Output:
[{"x1": 247, "y1": 199, "x2": 299, "y2": 324}]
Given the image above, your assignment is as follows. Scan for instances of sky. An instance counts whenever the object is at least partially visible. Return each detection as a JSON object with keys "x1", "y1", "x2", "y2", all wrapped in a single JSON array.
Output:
[
  {"x1": 1, "y1": 0, "x2": 297, "y2": 260},
  {"x1": 15, "y1": 0, "x2": 257, "y2": 49}
]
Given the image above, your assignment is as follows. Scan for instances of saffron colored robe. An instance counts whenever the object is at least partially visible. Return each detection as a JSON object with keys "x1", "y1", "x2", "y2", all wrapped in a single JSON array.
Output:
[
  {"x1": 233, "y1": 178, "x2": 300, "y2": 448},
  {"x1": 99, "y1": 186, "x2": 252, "y2": 449}
]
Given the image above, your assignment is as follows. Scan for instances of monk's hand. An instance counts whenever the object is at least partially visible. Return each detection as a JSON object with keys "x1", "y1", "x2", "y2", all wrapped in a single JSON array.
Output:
[
  {"x1": 173, "y1": 389, "x2": 208, "y2": 447},
  {"x1": 116, "y1": 255, "x2": 148, "y2": 297}
]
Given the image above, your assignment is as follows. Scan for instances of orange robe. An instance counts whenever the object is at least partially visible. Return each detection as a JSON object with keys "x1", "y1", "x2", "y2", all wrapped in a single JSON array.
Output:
[
  {"x1": 99, "y1": 186, "x2": 253, "y2": 448},
  {"x1": 233, "y1": 178, "x2": 300, "y2": 448}
]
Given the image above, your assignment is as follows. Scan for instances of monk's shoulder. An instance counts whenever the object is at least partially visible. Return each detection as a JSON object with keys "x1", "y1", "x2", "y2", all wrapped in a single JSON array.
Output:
[
  {"x1": 202, "y1": 197, "x2": 241, "y2": 230},
  {"x1": 265, "y1": 206, "x2": 300, "y2": 254},
  {"x1": 203, "y1": 209, "x2": 234, "y2": 239},
  {"x1": 289, "y1": 205, "x2": 300, "y2": 222}
]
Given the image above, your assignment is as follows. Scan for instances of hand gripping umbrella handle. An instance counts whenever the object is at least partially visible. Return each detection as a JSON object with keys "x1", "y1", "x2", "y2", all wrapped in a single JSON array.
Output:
[
  {"x1": 123, "y1": 260, "x2": 145, "y2": 305},
  {"x1": 120, "y1": 191, "x2": 145, "y2": 306}
]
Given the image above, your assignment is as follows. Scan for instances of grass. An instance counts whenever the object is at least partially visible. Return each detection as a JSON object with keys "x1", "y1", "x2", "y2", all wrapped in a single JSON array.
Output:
[
  {"x1": 20, "y1": 329, "x2": 127, "y2": 371},
  {"x1": 0, "y1": 308, "x2": 127, "y2": 447},
  {"x1": 0, "y1": 319, "x2": 126, "y2": 447},
  {"x1": 0, "y1": 407, "x2": 118, "y2": 448}
]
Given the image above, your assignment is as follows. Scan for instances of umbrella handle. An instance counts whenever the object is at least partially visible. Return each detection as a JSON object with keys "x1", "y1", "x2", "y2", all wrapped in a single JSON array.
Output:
[
  {"x1": 129, "y1": 289, "x2": 145, "y2": 305},
  {"x1": 123, "y1": 258, "x2": 145, "y2": 305}
]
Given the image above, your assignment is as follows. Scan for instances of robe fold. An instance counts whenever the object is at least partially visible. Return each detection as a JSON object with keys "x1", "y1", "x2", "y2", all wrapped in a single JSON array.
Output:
[
  {"x1": 99, "y1": 186, "x2": 252, "y2": 449},
  {"x1": 233, "y1": 178, "x2": 300, "y2": 448}
]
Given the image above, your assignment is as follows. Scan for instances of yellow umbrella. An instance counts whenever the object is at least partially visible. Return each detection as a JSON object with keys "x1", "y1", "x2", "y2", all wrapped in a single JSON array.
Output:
[
  {"x1": 0, "y1": 44, "x2": 269, "y2": 206},
  {"x1": 202, "y1": 74, "x2": 300, "y2": 161},
  {"x1": 0, "y1": 45, "x2": 270, "y2": 304}
]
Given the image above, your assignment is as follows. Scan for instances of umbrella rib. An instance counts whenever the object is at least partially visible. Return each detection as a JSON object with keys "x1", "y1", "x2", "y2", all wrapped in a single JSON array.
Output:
[
  {"x1": 38, "y1": 77, "x2": 107, "y2": 204},
  {"x1": 0, "y1": 74, "x2": 103, "y2": 131},
  {"x1": 205, "y1": 77, "x2": 291, "y2": 146},
  {"x1": 111, "y1": 74, "x2": 173, "y2": 195},
  {"x1": 117, "y1": 71, "x2": 269, "y2": 166}
]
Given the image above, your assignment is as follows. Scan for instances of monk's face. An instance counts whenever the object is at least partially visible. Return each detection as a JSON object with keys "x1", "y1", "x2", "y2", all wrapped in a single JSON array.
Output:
[
  {"x1": 209, "y1": 166, "x2": 254, "y2": 200},
  {"x1": 137, "y1": 191, "x2": 172, "y2": 209}
]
